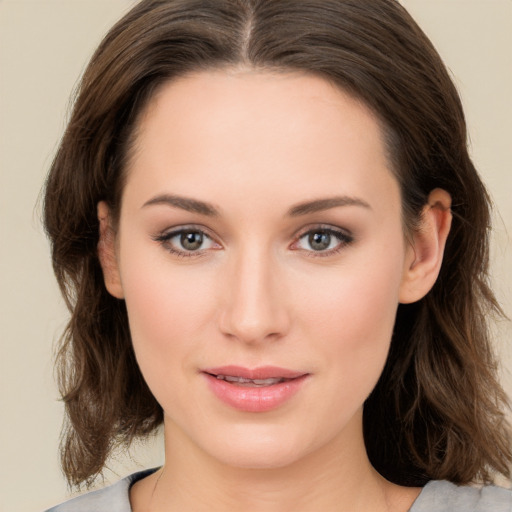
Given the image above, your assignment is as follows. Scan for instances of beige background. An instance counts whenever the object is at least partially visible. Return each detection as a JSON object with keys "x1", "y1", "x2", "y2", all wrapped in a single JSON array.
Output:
[{"x1": 0, "y1": 1, "x2": 510, "y2": 511}]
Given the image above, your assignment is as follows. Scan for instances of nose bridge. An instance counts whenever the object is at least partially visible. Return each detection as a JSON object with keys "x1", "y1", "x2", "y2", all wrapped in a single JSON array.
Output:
[{"x1": 219, "y1": 242, "x2": 289, "y2": 344}]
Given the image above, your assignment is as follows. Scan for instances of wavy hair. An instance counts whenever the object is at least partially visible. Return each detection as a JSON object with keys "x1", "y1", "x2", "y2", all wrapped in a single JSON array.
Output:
[{"x1": 43, "y1": 0, "x2": 511, "y2": 488}]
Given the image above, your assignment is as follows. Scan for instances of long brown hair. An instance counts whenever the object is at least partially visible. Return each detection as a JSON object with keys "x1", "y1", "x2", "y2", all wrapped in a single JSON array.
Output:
[{"x1": 44, "y1": 0, "x2": 511, "y2": 488}]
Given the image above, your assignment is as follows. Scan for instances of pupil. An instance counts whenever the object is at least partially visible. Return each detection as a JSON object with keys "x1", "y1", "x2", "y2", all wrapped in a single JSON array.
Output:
[
  {"x1": 181, "y1": 231, "x2": 203, "y2": 250},
  {"x1": 309, "y1": 231, "x2": 331, "y2": 251}
]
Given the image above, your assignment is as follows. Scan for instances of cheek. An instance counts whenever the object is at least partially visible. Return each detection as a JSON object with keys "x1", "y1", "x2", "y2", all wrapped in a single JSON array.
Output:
[
  {"x1": 124, "y1": 269, "x2": 214, "y2": 343},
  {"x1": 120, "y1": 266, "x2": 223, "y2": 424},
  {"x1": 295, "y1": 248, "x2": 404, "y2": 392},
  {"x1": 299, "y1": 247, "x2": 403, "y2": 327},
  {"x1": 118, "y1": 240, "x2": 219, "y2": 384}
]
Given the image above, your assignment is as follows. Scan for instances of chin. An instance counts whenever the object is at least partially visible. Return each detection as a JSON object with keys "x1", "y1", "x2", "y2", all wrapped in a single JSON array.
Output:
[
  {"x1": 199, "y1": 423, "x2": 317, "y2": 471},
  {"x1": 214, "y1": 444, "x2": 305, "y2": 471}
]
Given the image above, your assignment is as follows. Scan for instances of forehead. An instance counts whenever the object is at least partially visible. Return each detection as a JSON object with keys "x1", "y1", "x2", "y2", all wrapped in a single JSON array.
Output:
[{"x1": 124, "y1": 69, "x2": 399, "y2": 216}]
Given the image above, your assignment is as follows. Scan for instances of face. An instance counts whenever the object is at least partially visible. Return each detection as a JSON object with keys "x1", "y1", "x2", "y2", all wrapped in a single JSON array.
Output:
[{"x1": 102, "y1": 70, "x2": 419, "y2": 470}]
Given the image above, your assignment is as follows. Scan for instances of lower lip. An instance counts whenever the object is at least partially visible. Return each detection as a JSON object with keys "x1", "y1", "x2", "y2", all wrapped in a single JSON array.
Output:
[{"x1": 203, "y1": 373, "x2": 309, "y2": 413}]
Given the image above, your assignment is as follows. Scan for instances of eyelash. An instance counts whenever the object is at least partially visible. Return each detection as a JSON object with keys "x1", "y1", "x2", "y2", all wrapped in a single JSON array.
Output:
[
  {"x1": 293, "y1": 226, "x2": 354, "y2": 258},
  {"x1": 152, "y1": 225, "x2": 217, "y2": 259},
  {"x1": 153, "y1": 225, "x2": 354, "y2": 258}
]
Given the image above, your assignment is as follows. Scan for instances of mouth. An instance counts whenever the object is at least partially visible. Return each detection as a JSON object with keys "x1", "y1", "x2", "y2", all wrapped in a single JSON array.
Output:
[
  {"x1": 203, "y1": 365, "x2": 307, "y2": 385},
  {"x1": 202, "y1": 366, "x2": 309, "y2": 412},
  {"x1": 207, "y1": 374, "x2": 293, "y2": 387}
]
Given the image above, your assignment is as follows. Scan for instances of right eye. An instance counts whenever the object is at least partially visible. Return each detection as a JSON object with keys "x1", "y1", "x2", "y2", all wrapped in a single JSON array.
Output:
[{"x1": 154, "y1": 227, "x2": 220, "y2": 257}]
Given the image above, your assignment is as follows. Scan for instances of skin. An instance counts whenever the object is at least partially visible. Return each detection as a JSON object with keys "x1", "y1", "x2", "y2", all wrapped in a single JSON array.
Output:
[{"x1": 98, "y1": 69, "x2": 452, "y2": 511}]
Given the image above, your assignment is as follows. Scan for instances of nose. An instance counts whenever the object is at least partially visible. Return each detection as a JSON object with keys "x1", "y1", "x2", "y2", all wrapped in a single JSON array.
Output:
[{"x1": 218, "y1": 246, "x2": 290, "y2": 345}]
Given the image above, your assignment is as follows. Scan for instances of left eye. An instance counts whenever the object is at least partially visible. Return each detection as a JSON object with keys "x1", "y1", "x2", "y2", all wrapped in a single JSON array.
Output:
[{"x1": 295, "y1": 228, "x2": 352, "y2": 253}]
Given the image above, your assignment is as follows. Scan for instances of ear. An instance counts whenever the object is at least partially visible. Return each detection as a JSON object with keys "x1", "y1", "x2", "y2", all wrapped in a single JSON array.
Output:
[
  {"x1": 97, "y1": 201, "x2": 124, "y2": 299},
  {"x1": 399, "y1": 188, "x2": 452, "y2": 304}
]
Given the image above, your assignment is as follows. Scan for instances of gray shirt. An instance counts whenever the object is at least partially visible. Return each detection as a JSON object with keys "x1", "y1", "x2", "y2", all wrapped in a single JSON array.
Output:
[{"x1": 46, "y1": 469, "x2": 512, "y2": 511}]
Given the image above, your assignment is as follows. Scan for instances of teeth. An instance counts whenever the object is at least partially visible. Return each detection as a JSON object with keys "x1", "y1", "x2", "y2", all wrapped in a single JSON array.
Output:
[
  {"x1": 222, "y1": 375, "x2": 252, "y2": 383},
  {"x1": 253, "y1": 378, "x2": 282, "y2": 385},
  {"x1": 215, "y1": 375, "x2": 285, "y2": 386}
]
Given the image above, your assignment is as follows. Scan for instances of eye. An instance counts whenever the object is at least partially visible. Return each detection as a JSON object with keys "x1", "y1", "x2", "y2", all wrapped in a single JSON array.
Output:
[
  {"x1": 177, "y1": 230, "x2": 207, "y2": 251},
  {"x1": 292, "y1": 227, "x2": 353, "y2": 255},
  {"x1": 154, "y1": 227, "x2": 220, "y2": 257}
]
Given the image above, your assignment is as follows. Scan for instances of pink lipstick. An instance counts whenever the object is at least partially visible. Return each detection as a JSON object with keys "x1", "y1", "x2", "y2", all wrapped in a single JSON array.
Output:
[{"x1": 202, "y1": 366, "x2": 309, "y2": 413}]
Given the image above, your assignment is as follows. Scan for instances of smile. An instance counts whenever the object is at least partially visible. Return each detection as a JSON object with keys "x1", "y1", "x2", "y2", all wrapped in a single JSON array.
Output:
[
  {"x1": 202, "y1": 366, "x2": 309, "y2": 413},
  {"x1": 213, "y1": 375, "x2": 290, "y2": 387}
]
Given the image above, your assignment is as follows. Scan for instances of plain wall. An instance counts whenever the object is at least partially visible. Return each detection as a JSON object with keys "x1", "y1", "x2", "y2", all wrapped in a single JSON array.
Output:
[{"x1": 0, "y1": 1, "x2": 510, "y2": 511}]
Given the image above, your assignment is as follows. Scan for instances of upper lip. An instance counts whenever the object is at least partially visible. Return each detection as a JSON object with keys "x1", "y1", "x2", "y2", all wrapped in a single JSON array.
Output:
[{"x1": 203, "y1": 365, "x2": 307, "y2": 380}]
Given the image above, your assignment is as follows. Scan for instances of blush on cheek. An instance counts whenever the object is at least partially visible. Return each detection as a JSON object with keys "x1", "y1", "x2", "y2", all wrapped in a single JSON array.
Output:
[
  {"x1": 301, "y1": 262, "x2": 401, "y2": 394},
  {"x1": 121, "y1": 261, "x2": 217, "y2": 392}
]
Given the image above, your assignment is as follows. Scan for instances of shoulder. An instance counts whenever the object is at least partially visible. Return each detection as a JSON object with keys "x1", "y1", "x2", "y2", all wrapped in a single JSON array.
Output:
[
  {"x1": 411, "y1": 480, "x2": 512, "y2": 512},
  {"x1": 44, "y1": 468, "x2": 159, "y2": 512}
]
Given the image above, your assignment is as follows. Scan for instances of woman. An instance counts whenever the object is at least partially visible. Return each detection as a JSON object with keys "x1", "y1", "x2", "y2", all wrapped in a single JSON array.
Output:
[{"x1": 44, "y1": 0, "x2": 512, "y2": 510}]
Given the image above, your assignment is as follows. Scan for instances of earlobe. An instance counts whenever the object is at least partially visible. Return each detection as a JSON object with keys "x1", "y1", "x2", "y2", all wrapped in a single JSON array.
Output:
[
  {"x1": 97, "y1": 201, "x2": 124, "y2": 299},
  {"x1": 399, "y1": 188, "x2": 452, "y2": 304}
]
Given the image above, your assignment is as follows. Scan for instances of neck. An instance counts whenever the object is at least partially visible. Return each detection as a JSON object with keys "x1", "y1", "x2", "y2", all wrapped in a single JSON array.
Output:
[{"x1": 133, "y1": 411, "x2": 419, "y2": 512}]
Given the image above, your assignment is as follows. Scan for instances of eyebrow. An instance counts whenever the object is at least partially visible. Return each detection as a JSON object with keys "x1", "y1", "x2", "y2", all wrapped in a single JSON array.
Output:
[
  {"x1": 142, "y1": 194, "x2": 220, "y2": 216},
  {"x1": 141, "y1": 193, "x2": 371, "y2": 217},
  {"x1": 287, "y1": 196, "x2": 371, "y2": 216}
]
